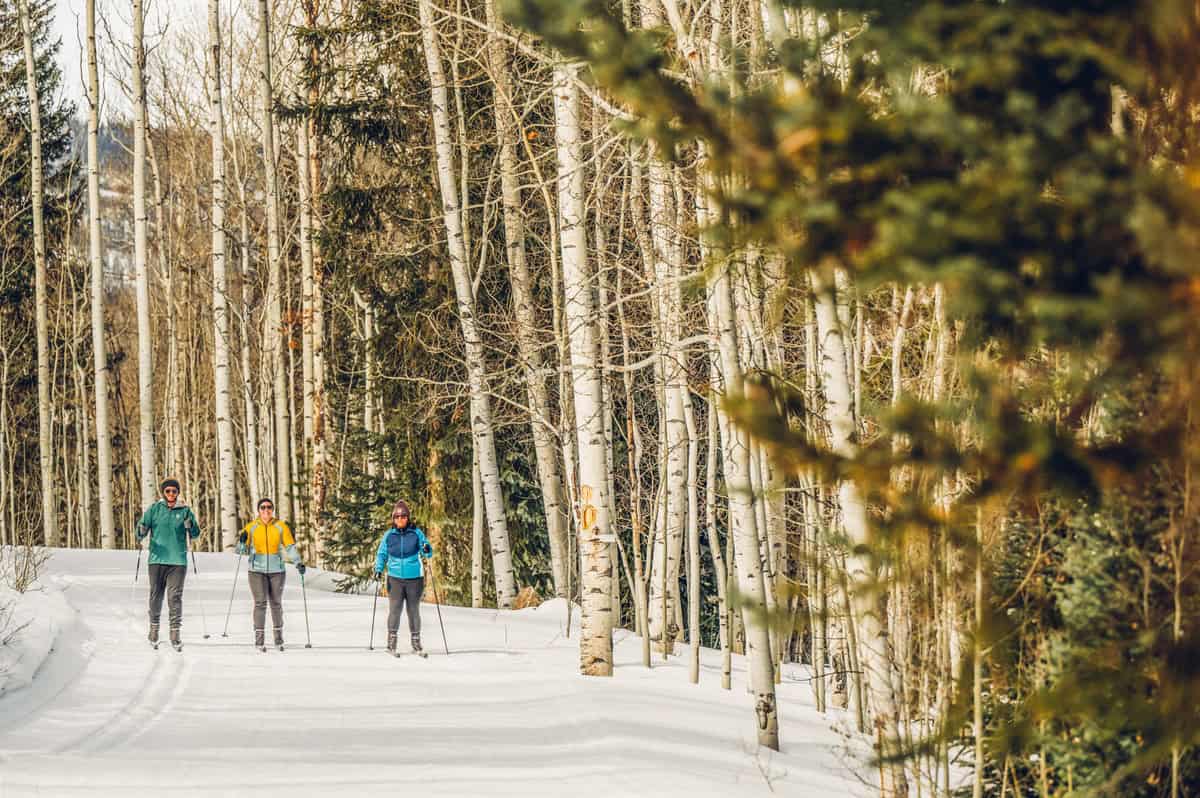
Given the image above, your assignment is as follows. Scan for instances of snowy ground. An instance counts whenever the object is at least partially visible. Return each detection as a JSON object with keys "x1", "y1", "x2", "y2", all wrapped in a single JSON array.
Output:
[{"x1": 0, "y1": 548, "x2": 872, "y2": 797}]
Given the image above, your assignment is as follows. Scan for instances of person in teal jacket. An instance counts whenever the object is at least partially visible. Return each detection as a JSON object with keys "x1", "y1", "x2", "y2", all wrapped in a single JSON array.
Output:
[
  {"x1": 373, "y1": 500, "x2": 433, "y2": 654},
  {"x1": 135, "y1": 478, "x2": 201, "y2": 650}
]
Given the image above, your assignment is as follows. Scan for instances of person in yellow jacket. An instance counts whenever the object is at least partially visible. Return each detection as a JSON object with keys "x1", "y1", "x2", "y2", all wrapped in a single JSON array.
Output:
[{"x1": 237, "y1": 498, "x2": 305, "y2": 651}]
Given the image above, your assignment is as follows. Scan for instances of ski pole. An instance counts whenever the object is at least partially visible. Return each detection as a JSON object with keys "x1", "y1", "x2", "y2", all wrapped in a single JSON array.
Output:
[
  {"x1": 133, "y1": 523, "x2": 148, "y2": 583},
  {"x1": 427, "y1": 559, "x2": 449, "y2": 656},
  {"x1": 221, "y1": 548, "x2": 243, "y2": 637},
  {"x1": 134, "y1": 528, "x2": 145, "y2": 584},
  {"x1": 368, "y1": 577, "x2": 380, "y2": 650},
  {"x1": 300, "y1": 568, "x2": 312, "y2": 648},
  {"x1": 132, "y1": 529, "x2": 144, "y2": 603},
  {"x1": 185, "y1": 520, "x2": 211, "y2": 639}
]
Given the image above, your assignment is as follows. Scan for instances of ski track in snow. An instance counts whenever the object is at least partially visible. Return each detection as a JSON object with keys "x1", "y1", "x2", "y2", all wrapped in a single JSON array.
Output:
[{"x1": 0, "y1": 549, "x2": 873, "y2": 797}]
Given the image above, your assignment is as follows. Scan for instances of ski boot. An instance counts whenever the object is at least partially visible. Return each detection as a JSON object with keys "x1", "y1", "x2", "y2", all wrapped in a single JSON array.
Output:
[
  {"x1": 387, "y1": 632, "x2": 398, "y2": 656},
  {"x1": 274, "y1": 628, "x2": 285, "y2": 652},
  {"x1": 148, "y1": 622, "x2": 160, "y2": 650},
  {"x1": 169, "y1": 627, "x2": 183, "y2": 652},
  {"x1": 255, "y1": 628, "x2": 267, "y2": 653},
  {"x1": 412, "y1": 635, "x2": 427, "y2": 658}
]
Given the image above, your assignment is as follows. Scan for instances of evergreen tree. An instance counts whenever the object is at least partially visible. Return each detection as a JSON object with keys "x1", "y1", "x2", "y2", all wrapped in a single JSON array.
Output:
[
  {"x1": 508, "y1": 0, "x2": 1200, "y2": 788},
  {"x1": 0, "y1": 0, "x2": 75, "y2": 537}
]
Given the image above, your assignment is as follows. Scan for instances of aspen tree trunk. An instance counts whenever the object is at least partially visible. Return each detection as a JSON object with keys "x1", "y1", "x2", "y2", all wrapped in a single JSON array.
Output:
[
  {"x1": 418, "y1": 0, "x2": 516, "y2": 607},
  {"x1": 302, "y1": 0, "x2": 328, "y2": 564},
  {"x1": 145, "y1": 135, "x2": 178, "y2": 476},
  {"x1": 644, "y1": 154, "x2": 686, "y2": 652},
  {"x1": 683, "y1": 385, "x2": 702, "y2": 684},
  {"x1": 625, "y1": 7, "x2": 682, "y2": 647},
  {"x1": 74, "y1": 363, "x2": 91, "y2": 546},
  {"x1": 18, "y1": 0, "x2": 57, "y2": 546},
  {"x1": 208, "y1": 0, "x2": 237, "y2": 550},
  {"x1": 0, "y1": 351, "x2": 8, "y2": 546},
  {"x1": 353, "y1": 289, "x2": 378, "y2": 477},
  {"x1": 299, "y1": 125, "x2": 315, "y2": 477},
  {"x1": 229, "y1": 86, "x2": 263, "y2": 503},
  {"x1": 85, "y1": 0, "x2": 115, "y2": 549},
  {"x1": 472, "y1": 450, "x2": 484, "y2": 608},
  {"x1": 256, "y1": 0, "x2": 292, "y2": 521},
  {"x1": 552, "y1": 62, "x2": 614, "y2": 676},
  {"x1": 483, "y1": 0, "x2": 570, "y2": 598},
  {"x1": 973, "y1": 509, "x2": 984, "y2": 798},
  {"x1": 705, "y1": 394, "x2": 732, "y2": 690},
  {"x1": 802, "y1": 295, "x2": 829, "y2": 707},
  {"x1": 707, "y1": 245, "x2": 779, "y2": 748},
  {"x1": 618, "y1": 261, "x2": 652, "y2": 665},
  {"x1": 131, "y1": 0, "x2": 156, "y2": 507},
  {"x1": 811, "y1": 266, "x2": 907, "y2": 795}
]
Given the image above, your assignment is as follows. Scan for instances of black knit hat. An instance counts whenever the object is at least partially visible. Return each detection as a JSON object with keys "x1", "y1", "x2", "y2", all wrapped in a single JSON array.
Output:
[{"x1": 160, "y1": 478, "x2": 181, "y2": 492}]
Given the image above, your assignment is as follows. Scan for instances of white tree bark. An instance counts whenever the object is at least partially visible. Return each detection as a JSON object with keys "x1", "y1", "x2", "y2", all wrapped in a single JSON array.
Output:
[
  {"x1": 553, "y1": 62, "x2": 613, "y2": 676},
  {"x1": 18, "y1": 0, "x2": 56, "y2": 546},
  {"x1": 132, "y1": 0, "x2": 156, "y2": 507},
  {"x1": 638, "y1": 0, "x2": 686, "y2": 653},
  {"x1": 208, "y1": 0, "x2": 237, "y2": 550},
  {"x1": 353, "y1": 288, "x2": 378, "y2": 477},
  {"x1": 811, "y1": 266, "x2": 907, "y2": 795},
  {"x1": 472, "y1": 449, "x2": 484, "y2": 608},
  {"x1": 418, "y1": 0, "x2": 516, "y2": 607},
  {"x1": 85, "y1": 0, "x2": 114, "y2": 550},
  {"x1": 711, "y1": 272, "x2": 779, "y2": 748},
  {"x1": 300, "y1": 126, "x2": 315, "y2": 475},
  {"x1": 235, "y1": 188, "x2": 262, "y2": 503},
  {"x1": 256, "y1": 0, "x2": 292, "y2": 521},
  {"x1": 483, "y1": 0, "x2": 570, "y2": 598},
  {"x1": 299, "y1": 0, "x2": 328, "y2": 562}
]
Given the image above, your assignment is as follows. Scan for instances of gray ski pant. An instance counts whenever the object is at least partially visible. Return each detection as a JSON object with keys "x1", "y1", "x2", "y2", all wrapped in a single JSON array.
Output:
[
  {"x1": 387, "y1": 576, "x2": 424, "y2": 637},
  {"x1": 248, "y1": 571, "x2": 286, "y2": 631},
  {"x1": 148, "y1": 564, "x2": 187, "y2": 629}
]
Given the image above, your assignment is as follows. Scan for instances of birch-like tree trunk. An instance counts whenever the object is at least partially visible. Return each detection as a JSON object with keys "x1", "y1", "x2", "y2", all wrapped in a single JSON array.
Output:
[
  {"x1": 811, "y1": 266, "x2": 907, "y2": 795},
  {"x1": 553, "y1": 62, "x2": 614, "y2": 675},
  {"x1": 418, "y1": 0, "x2": 516, "y2": 607},
  {"x1": 483, "y1": 0, "x2": 569, "y2": 598},
  {"x1": 231, "y1": 138, "x2": 262, "y2": 502},
  {"x1": 708, "y1": 259, "x2": 779, "y2": 749},
  {"x1": 131, "y1": 0, "x2": 156, "y2": 507},
  {"x1": 18, "y1": 0, "x2": 56, "y2": 546},
  {"x1": 472, "y1": 450, "x2": 484, "y2": 608},
  {"x1": 208, "y1": 0, "x2": 237, "y2": 549},
  {"x1": 256, "y1": 0, "x2": 292, "y2": 521},
  {"x1": 85, "y1": 0, "x2": 114, "y2": 549},
  {"x1": 302, "y1": 0, "x2": 328, "y2": 564}
]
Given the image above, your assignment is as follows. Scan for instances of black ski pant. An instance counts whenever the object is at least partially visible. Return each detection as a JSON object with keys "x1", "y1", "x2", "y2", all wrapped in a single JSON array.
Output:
[
  {"x1": 248, "y1": 571, "x2": 286, "y2": 631},
  {"x1": 148, "y1": 564, "x2": 187, "y2": 630},
  {"x1": 387, "y1": 576, "x2": 424, "y2": 637}
]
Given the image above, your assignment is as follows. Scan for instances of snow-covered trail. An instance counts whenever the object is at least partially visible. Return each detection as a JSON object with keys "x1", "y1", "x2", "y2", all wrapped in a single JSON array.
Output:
[{"x1": 0, "y1": 549, "x2": 869, "y2": 797}]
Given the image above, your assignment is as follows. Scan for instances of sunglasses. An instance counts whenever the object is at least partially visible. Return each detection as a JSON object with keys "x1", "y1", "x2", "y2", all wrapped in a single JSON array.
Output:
[
  {"x1": 260, "y1": 505, "x2": 274, "y2": 511},
  {"x1": 393, "y1": 513, "x2": 409, "y2": 519},
  {"x1": 163, "y1": 488, "x2": 179, "y2": 494}
]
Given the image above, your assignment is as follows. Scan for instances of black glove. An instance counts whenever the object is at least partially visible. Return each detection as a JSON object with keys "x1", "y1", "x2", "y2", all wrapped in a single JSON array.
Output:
[
  {"x1": 421, "y1": 544, "x2": 432, "y2": 558},
  {"x1": 374, "y1": 570, "x2": 383, "y2": 580},
  {"x1": 238, "y1": 531, "x2": 247, "y2": 544},
  {"x1": 296, "y1": 563, "x2": 307, "y2": 575}
]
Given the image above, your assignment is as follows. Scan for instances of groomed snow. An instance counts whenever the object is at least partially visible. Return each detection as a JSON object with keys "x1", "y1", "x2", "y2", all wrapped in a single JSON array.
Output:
[{"x1": 0, "y1": 548, "x2": 872, "y2": 797}]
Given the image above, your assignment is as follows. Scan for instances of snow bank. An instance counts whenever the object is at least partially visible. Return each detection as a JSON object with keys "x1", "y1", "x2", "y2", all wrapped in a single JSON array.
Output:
[{"x1": 0, "y1": 583, "x2": 76, "y2": 698}]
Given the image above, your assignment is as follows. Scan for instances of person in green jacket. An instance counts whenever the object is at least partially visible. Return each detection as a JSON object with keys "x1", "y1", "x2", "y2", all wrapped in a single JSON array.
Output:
[{"x1": 135, "y1": 478, "x2": 201, "y2": 650}]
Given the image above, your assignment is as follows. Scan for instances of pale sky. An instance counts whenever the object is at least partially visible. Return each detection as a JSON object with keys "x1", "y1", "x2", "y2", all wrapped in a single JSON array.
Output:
[{"x1": 53, "y1": 0, "x2": 206, "y2": 112}]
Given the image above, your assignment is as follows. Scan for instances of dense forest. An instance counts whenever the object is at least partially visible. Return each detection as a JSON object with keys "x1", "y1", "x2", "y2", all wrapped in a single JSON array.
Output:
[{"x1": 2, "y1": 0, "x2": 1198, "y2": 793}]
